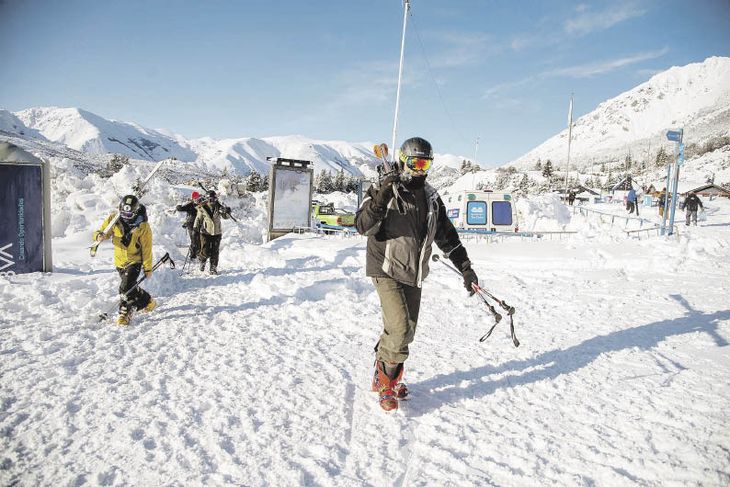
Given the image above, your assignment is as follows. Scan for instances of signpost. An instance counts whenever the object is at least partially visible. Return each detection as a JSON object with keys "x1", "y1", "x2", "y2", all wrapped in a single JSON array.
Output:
[{"x1": 661, "y1": 129, "x2": 683, "y2": 236}]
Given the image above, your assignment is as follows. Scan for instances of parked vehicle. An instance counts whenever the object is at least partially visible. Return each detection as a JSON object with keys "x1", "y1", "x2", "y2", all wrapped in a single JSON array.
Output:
[
  {"x1": 311, "y1": 201, "x2": 356, "y2": 227},
  {"x1": 443, "y1": 190, "x2": 518, "y2": 232}
]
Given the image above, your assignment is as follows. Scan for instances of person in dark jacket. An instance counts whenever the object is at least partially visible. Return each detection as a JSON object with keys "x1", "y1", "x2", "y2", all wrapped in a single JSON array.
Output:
[
  {"x1": 194, "y1": 190, "x2": 231, "y2": 275},
  {"x1": 682, "y1": 192, "x2": 704, "y2": 226},
  {"x1": 355, "y1": 136, "x2": 478, "y2": 412},
  {"x1": 176, "y1": 191, "x2": 202, "y2": 260}
]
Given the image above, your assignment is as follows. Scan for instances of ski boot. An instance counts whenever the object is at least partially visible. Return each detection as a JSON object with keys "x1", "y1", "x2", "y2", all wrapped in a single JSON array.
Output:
[
  {"x1": 199, "y1": 260, "x2": 206, "y2": 272},
  {"x1": 143, "y1": 298, "x2": 157, "y2": 313},
  {"x1": 209, "y1": 267, "x2": 218, "y2": 275},
  {"x1": 117, "y1": 305, "x2": 132, "y2": 326},
  {"x1": 372, "y1": 361, "x2": 406, "y2": 411}
]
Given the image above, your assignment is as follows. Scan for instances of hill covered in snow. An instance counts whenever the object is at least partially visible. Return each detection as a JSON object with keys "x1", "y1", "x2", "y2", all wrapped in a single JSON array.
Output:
[{"x1": 508, "y1": 56, "x2": 730, "y2": 171}]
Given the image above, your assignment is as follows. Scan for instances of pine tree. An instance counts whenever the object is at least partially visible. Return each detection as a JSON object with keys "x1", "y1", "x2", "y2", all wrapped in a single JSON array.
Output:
[
  {"x1": 107, "y1": 154, "x2": 129, "y2": 175},
  {"x1": 542, "y1": 160, "x2": 554, "y2": 180},
  {"x1": 655, "y1": 147, "x2": 669, "y2": 168},
  {"x1": 318, "y1": 170, "x2": 334, "y2": 193},
  {"x1": 334, "y1": 170, "x2": 346, "y2": 192},
  {"x1": 517, "y1": 173, "x2": 530, "y2": 195},
  {"x1": 534, "y1": 159, "x2": 542, "y2": 171},
  {"x1": 246, "y1": 171, "x2": 263, "y2": 192}
]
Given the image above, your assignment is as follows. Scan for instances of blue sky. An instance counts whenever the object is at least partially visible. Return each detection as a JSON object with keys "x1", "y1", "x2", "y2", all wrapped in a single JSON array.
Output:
[{"x1": 1, "y1": 0, "x2": 728, "y2": 165}]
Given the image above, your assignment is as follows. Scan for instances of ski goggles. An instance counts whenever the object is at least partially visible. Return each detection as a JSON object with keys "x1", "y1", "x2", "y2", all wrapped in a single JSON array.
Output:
[{"x1": 404, "y1": 156, "x2": 433, "y2": 172}]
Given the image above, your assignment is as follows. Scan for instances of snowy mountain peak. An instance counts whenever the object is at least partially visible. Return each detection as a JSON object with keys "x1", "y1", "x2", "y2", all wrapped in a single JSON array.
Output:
[{"x1": 508, "y1": 56, "x2": 730, "y2": 170}]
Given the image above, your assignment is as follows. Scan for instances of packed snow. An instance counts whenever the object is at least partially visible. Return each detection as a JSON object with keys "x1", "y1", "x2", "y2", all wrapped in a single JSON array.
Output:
[{"x1": 1, "y1": 159, "x2": 729, "y2": 486}]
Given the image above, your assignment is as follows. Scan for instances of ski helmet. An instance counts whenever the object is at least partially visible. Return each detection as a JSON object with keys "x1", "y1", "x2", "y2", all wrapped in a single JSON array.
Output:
[
  {"x1": 191, "y1": 191, "x2": 200, "y2": 201},
  {"x1": 398, "y1": 137, "x2": 433, "y2": 172},
  {"x1": 119, "y1": 195, "x2": 140, "y2": 221}
]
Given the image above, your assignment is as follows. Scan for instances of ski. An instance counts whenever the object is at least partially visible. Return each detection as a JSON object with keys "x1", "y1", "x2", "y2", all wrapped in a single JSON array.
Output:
[{"x1": 90, "y1": 157, "x2": 172, "y2": 257}]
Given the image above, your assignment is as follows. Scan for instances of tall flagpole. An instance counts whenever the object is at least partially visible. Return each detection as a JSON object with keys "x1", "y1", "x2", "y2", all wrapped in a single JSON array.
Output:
[
  {"x1": 391, "y1": 0, "x2": 410, "y2": 156},
  {"x1": 564, "y1": 94, "x2": 574, "y2": 194}
]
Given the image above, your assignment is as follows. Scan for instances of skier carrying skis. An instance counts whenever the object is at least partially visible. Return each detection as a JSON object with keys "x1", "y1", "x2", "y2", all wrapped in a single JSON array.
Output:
[
  {"x1": 355, "y1": 137, "x2": 479, "y2": 411},
  {"x1": 193, "y1": 190, "x2": 231, "y2": 275},
  {"x1": 93, "y1": 195, "x2": 156, "y2": 326},
  {"x1": 176, "y1": 191, "x2": 202, "y2": 260}
]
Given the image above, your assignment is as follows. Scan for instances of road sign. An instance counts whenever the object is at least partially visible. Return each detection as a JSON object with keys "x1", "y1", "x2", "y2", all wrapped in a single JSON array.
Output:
[{"x1": 666, "y1": 130, "x2": 682, "y2": 142}]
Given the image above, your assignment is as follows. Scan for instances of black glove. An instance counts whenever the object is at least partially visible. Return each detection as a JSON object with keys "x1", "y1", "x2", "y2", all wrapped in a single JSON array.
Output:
[
  {"x1": 462, "y1": 266, "x2": 479, "y2": 296},
  {"x1": 374, "y1": 175, "x2": 398, "y2": 208}
]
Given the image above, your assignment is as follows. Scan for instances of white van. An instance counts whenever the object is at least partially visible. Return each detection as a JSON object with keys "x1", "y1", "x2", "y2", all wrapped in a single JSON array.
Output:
[{"x1": 443, "y1": 190, "x2": 518, "y2": 232}]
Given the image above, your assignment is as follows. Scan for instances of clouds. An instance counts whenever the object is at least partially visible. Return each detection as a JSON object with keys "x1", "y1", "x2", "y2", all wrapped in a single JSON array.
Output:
[
  {"x1": 564, "y1": 1, "x2": 648, "y2": 36},
  {"x1": 543, "y1": 48, "x2": 669, "y2": 78},
  {"x1": 484, "y1": 48, "x2": 669, "y2": 99}
]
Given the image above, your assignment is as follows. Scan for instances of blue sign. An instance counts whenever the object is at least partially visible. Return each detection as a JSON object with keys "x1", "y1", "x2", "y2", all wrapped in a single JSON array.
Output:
[
  {"x1": 446, "y1": 208, "x2": 460, "y2": 219},
  {"x1": 0, "y1": 164, "x2": 45, "y2": 274},
  {"x1": 666, "y1": 130, "x2": 682, "y2": 142},
  {"x1": 466, "y1": 201, "x2": 487, "y2": 225}
]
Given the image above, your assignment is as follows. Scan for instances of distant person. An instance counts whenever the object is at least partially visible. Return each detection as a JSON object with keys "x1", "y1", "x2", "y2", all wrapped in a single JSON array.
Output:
[
  {"x1": 567, "y1": 191, "x2": 576, "y2": 206},
  {"x1": 355, "y1": 136, "x2": 478, "y2": 412},
  {"x1": 627, "y1": 188, "x2": 639, "y2": 216},
  {"x1": 194, "y1": 190, "x2": 231, "y2": 275},
  {"x1": 658, "y1": 188, "x2": 667, "y2": 217},
  {"x1": 93, "y1": 195, "x2": 156, "y2": 326},
  {"x1": 682, "y1": 192, "x2": 704, "y2": 226},
  {"x1": 176, "y1": 191, "x2": 202, "y2": 261}
]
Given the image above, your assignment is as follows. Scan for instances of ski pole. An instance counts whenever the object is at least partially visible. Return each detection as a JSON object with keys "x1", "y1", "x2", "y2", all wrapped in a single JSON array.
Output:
[
  {"x1": 179, "y1": 248, "x2": 190, "y2": 276},
  {"x1": 432, "y1": 254, "x2": 519, "y2": 347},
  {"x1": 98, "y1": 252, "x2": 176, "y2": 321}
]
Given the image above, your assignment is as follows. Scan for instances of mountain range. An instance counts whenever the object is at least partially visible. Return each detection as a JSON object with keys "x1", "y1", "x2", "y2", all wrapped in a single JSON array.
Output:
[{"x1": 2, "y1": 56, "x2": 729, "y2": 179}]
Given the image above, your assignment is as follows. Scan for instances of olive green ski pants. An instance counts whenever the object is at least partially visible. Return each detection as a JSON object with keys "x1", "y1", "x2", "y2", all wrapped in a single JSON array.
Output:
[{"x1": 372, "y1": 276, "x2": 422, "y2": 364}]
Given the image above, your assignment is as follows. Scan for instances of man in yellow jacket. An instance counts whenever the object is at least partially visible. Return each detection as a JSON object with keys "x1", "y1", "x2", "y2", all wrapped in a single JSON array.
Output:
[{"x1": 94, "y1": 194, "x2": 156, "y2": 325}]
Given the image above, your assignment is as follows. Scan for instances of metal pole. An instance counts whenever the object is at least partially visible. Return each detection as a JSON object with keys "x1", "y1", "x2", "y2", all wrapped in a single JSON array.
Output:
[
  {"x1": 564, "y1": 94, "x2": 574, "y2": 194},
  {"x1": 391, "y1": 0, "x2": 410, "y2": 156},
  {"x1": 660, "y1": 161, "x2": 671, "y2": 235},
  {"x1": 474, "y1": 136, "x2": 480, "y2": 164}
]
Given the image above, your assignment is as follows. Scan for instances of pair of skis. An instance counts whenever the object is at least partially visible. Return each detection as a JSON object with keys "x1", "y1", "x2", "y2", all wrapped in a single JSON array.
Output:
[{"x1": 372, "y1": 143, "x2": 407, "y2": 215}]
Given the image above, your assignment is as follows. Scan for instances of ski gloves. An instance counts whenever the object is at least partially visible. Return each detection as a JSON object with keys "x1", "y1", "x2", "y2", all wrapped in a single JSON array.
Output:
[
  {"x1": 462, "y1": 266, "x2": 479, "y2": 296},
  {"x1": 374, "y1": 175, "x2": 398, "y2": 208}
]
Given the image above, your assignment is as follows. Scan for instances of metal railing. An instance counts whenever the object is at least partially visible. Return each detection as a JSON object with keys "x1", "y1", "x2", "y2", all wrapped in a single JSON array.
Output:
[{"x1": 572, "y1": 205, "x2": 654, "y2": 228}]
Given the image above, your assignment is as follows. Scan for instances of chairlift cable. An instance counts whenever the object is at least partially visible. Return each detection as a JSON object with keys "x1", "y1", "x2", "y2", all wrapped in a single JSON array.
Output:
[{"x1": 409, "y1": 12, "x2": 472, "y2": 151}]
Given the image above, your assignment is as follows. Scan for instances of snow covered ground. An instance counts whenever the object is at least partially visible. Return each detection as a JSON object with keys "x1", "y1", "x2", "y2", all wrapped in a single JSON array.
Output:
[{"x1": 1, "y1": 165, "x2": 729, "y2": 486}]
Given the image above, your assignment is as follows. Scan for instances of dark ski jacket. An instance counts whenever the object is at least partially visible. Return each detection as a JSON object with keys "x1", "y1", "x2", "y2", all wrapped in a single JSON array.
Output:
[
  {"x1": 176, "y1": 201, "x2": 198, "y2": 229},
  {"x1": 356, "y1": 178, "x2": 470, "y2": 288},
  {"x1": 682, "y1": 194, "x2": 704, "y2": 212}
]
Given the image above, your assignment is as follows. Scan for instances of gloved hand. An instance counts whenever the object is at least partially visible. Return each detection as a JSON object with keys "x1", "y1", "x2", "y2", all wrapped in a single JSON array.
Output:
[
  {"x1": 144, "y1": 270, "x2": 152, "y2": 279},
  {"x1": 374, "y1": 175, "x2": 398, "y2": 208},
  {"x1": 462, "y1": 266, "x2": 479, "y2": 296},
  {"x1": 95, "y1": 233, "x2": 109, "y2": 242}
]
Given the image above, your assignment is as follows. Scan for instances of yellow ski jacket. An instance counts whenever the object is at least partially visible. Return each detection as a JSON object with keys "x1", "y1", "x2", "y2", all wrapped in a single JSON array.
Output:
[{"x1": 94, "y1": 212, "x2": 153, "y2": 271}]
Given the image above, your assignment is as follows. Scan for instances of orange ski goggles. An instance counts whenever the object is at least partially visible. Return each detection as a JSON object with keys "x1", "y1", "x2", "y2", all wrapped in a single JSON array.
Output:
[{"x1": 404, "y1": 156, "x2": 433, "y2": 172}]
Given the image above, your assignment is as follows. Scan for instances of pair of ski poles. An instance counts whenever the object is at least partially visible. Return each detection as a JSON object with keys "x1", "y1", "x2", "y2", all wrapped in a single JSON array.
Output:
[
  {"x1": 432, "y1": 254, "x2": 520, "y2": 347},
  {"x1": 97, "y1": 252, "x2": 176, "y2": 322}
]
